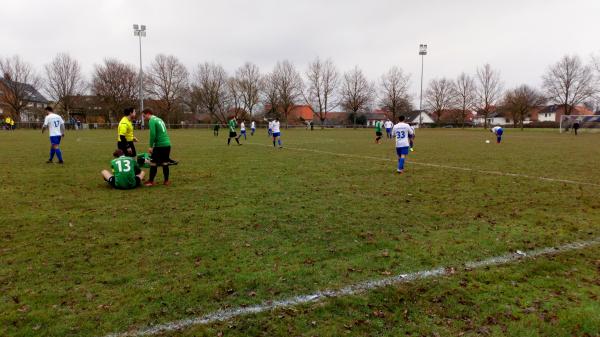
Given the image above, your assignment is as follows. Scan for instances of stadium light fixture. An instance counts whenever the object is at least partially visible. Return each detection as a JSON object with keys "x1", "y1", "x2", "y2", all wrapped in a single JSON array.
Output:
[
  {"x1": 133, "y1": 24, "x2": 147, "y2": 127},
  {"x1": 418, "y1": 44, "x2": 428, "y2": 127}
]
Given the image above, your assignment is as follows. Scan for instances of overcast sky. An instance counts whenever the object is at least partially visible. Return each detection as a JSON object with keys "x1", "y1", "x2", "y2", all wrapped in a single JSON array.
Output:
[{"x1": 3, "y1": 0, "x2": 599, "y2": 104}]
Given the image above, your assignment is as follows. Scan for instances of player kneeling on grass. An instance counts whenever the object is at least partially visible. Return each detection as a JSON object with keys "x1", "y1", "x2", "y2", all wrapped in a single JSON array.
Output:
[
  {"x1": 392, "y1": 115, "x2": 415, "y2": 174},
  {"x1": 101, "y1": 149, "x2": 145, "y2": 189},
  {"x1": 143, "y1": 108, "x2": 177, "y2": 186},
  {"x1": 491, "y1": 126, "x2": 503, "y2": 144}
]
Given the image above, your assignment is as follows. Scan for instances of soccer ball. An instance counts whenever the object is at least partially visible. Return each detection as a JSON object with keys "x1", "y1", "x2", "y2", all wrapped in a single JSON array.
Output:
[{"x1": 485, "y1": 140, "x2": 490, "y2": 144}]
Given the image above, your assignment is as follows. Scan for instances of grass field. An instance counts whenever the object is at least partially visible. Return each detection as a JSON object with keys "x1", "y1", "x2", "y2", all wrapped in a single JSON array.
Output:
[{"x1": 1, "y1": 127, "x2": 599, "y2": 337}]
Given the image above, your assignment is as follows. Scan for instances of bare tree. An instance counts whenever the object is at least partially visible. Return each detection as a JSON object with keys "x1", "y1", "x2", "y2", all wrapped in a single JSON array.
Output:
[
  {"x1": 453, "y1": 72, "x2": 476, "y2": 128},
  {"x1": 425, "y1": 78, "x2": 455, "y2": 123},
  {"x1": 272, "y1": 60, "x2": 304, "y2": 128},
  {"x1": 503, "y1": 85, "x2": 546, "y2": 130},
  {"x1": 475, "y1": 64, "x2": 503, "y2": 128},
  {"x1": 305, "y1": 57, "x2": 339, "y2": 127},
  {"x1": 379, "y1": 66, "x2": 411, "y2": 122},
  {"x1": 340, "y1": 66, "x2": 375, "y2": 128},
  {"x1": 0, "y1": 55, "x2": 43, "y2": 121},
  {"x1": 226, "y1": 76, "x2": 244, "y2": 118},
  {"x1": 91, "y1": 58, "x2": 138, "y2": 123},
  {"x1": 262, "y1": 72, "x2": 280, "y2": 117},
  {"x1": 44, "y1": 53, "x2": 86, "y2": 117},
  {"x1": 235, "y1": 62, "x2": 262, "y2": 121},
  {"x1": 543, "y1": 55, "x2": 597, "y2": 115},
  {"x1": 190, "y1": 62, "x2": 229, "y2": 124},
  {"x1": 145, "y1": 54, "x2": 189, "y2": 124}
]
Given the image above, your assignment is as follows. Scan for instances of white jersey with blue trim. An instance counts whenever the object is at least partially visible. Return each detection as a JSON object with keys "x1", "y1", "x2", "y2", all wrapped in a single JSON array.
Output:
[
  {"x1": 392, "y1": 122, "x2": 414, "y2": 148},
  {"x1": 240, "y1": 122, "x2": 246, "y2": 131},
  {"x1": 492, "y1": 126, "x2": 502, "y2": 134},
  {"x1": 272, "y1": 121, "x2": 281, "y2": 133},
  {"x1": 251, "y1": 121, "x2": 256, "y2": 129},
  {"x1": 43, "y1": 113, "x2": 65, "y2": 137}
]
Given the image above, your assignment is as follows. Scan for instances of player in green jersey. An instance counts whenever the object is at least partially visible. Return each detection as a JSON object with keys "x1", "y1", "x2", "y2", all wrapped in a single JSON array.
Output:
[
  {"x1": 227, "y1": 116, "x2": 241, "y2": 145},
  {"x1": 101, "y1": 149, "x2": 145, "y2": 189},
  {"x1": 374, "y1": 120, "x2": 383, "y2": 144},
  {"x1": 143, "y1": 109, "x2": 176, "y2": 186}
]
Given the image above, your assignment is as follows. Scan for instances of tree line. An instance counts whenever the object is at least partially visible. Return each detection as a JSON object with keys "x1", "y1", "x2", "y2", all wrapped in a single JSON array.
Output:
[{"x1": 1, "y1": 53, "x2": 599, "y2": 128}]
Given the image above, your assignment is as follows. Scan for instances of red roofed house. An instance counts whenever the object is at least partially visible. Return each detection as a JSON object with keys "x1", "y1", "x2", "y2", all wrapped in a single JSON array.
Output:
[{"x1": 529, "y1": 104, "x2": 594, "y2": 123}]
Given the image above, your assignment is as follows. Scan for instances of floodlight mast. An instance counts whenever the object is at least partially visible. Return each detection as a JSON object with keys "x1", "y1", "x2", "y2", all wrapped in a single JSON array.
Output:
[
  {"x1": 418, "y1": 44, "x2": 427, "y2": 127},
  {"x1": 133, "y1": 24, "x2": 146, "y2": 127}
]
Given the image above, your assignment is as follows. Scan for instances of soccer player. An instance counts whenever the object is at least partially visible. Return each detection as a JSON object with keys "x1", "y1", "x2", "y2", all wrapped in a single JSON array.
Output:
[
  {"x1": 384, "y1": 119, "x2": 393, "y2": 139},
  {"x1": 374, "y1": 120, "x2": 383, "y2": 144},
  {"x1": 272, "y1": 117, "x2": 282, "y2": 148},
  {"x1": 409, "y1": 126, "x2": 416, "y2": 152},
  {"x1": 573, "y1": 120, "x2": 581, "y2": 135},
  {"x1": 491, "y1": 126, "x2": 503, "y2": 144},
  {"x1": 392, "y1": 115, "x2": 415, "y2": 174},
  {"x1": 227, "y1": 116, "x2": 241, "y2": 145},
  {"x1": 250, "y1": 120, "x2": 256, "y2": 136},
  {"x1": 41, "y1": 106, "x2": 65, "y2": 164},
  {"x1": 268, "y1": 119, "x2": 273, "y2": 137},
  {"x1": 117, "y1": 107, "x2": 138, "y2": 157},
  {"x1": 101, "y1": 149, "x2": 145, "y2": 189},
  {"x1": 143, "y1": 109, "x2": 176, "y2": 186},
  {"x1": 213, "y1": 122, "x2": 220, "y2": 136},
  {"x1": 240, "y1": 120, "x2": 247, "y2": 140}
]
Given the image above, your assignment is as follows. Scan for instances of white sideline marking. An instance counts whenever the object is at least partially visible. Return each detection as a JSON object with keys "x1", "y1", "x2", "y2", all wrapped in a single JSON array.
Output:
[
  {"x1": 247, "y1": 143, "x2": 600, "y2": 188},
  {"x1": 103, "y1": 237, "x2": 600, "y2": 337}
]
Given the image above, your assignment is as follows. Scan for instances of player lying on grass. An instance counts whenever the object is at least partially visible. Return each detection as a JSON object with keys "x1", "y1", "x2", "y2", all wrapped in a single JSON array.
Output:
[
  {"x1": 491, "y1": 126, "x2": 503, "y2": 143},
  {"x1": 392, "y1": 115, "x2": 415, "y2": 174},
  {"x1": 41, "y1": 106, "x2": 65, "y2": 164},
  {"x1": 101, "y1": 149, "x2": 145, "y2": 189},
  {"x1": 143, "y1": 109, "x2": 177, "y2": 186}
]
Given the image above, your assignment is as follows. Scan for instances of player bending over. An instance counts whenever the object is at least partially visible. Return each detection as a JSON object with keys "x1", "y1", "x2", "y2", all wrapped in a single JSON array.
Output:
[
  {"x1": 374, "y1": 120, "x2": 383, "y2": 144},
  {"x1": 392, "y1": 115, "x2": 415, "y2": 174},
  {"x1": 227, "y1": 116, "x2": 242, "y2": 145},
  {"x1": 42, "y1": 106, "x2": 65, "y2": 164},
  {"x1": 101, "y1": 149, "x2": 145, "y2": 189},
  {"x1": 491, "y1": 126, "x2": 503, "y2": 144},
  {"x1": 143, "y1": 109, "x2": 177, "y2": 186},
  {"x1": 272, "y1": 117, "x2": 283, "y2": 148}
]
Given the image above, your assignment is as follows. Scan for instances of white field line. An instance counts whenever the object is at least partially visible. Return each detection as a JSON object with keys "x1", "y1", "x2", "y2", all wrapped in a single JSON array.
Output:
[
  {"x1": 103, "y1": 237, "x2": 600, "y2": 337},
  {"x1": 247, "y1": 142, "x2": 600, "y2": 188}
]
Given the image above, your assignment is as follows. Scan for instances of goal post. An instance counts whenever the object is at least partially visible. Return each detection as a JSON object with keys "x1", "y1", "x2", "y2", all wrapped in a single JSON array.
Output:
[{"x1": 559, "y1": 115, "x2": 600, "y2": 133}]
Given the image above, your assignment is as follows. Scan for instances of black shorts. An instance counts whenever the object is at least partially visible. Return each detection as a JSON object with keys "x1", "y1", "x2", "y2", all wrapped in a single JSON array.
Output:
[
  {"x1": 107, "y1": 176, "x2": 141, "y2": 189},
  {"x1": 118, "y1": 141, "x2": 137, "y2": 157},
  {"x1": 229, "y1": 131, "x2": 237, "y2": 138},
  {"x1": 376, "y1": 131, "x2": 383, "y2": 137},
  {"x1": 151, "y1": 146, "x2": 171, "y2": 165}
]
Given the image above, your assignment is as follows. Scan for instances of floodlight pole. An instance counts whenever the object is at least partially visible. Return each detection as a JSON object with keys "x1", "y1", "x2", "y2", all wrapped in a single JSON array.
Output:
[
  {"x1": 133, "y1": 24, "x2": 146, "y2": 128},
  {"x1": 418, "y1": 44, "x2": 427, "y2": 127}
]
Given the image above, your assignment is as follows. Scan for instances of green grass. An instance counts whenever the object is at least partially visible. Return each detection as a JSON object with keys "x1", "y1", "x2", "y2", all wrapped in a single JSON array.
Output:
[{"x1": 1, "y1": 128, "x2": 599, "y2": 336}]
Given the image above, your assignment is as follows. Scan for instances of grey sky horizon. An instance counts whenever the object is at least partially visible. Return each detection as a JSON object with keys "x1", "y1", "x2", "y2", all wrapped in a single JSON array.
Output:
[{"x1": 3, "y1": 0, "x2": 599, "y2": 106}]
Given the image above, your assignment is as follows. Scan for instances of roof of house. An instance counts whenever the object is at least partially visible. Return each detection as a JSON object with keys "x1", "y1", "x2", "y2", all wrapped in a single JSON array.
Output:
[
  {"x1": 0, "y1": 77, "x2": 48, "y2": 104},
  {"x1": 289, "y1": 105, "x2": 314, "y2": 120}
]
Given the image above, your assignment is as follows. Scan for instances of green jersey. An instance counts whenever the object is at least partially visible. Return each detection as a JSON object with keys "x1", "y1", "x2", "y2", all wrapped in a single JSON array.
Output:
[
  {"x1": 137, "y1": 152, "x2": 151, "y2": 168},
  {"x1": 375, "y1": 121, "x2": 383, "y2": 132},
  {"x1": 228, "y1": 119, "x2": 237, "y2": 132},
  {"x1": 148, "y1": 115, "x2": 171, "y2": 147},
  {"x1": 111, "y1": 156, "x2": 139, "y2": 189}
]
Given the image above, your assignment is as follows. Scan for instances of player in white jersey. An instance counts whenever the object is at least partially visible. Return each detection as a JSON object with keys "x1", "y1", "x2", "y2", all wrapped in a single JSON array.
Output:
[
  {"x1": 490, "y1": 126, "x2": 503, "y2": 143},
  {"x1": 384, "y1": 119, "x2": 394, "y2": 139},
  {"x1": 271, "y1": 118, "x2": 282, "y2": 148},
  {"x1": 268, "y1": 120, "x2": 273, "y2": 137},
  {"x1": 391, "y1": 115, "x2": 414, "y2": 174},
  {"x1": 240, "y1": 121, "x2": 247, "y2": 140},
  {"x1": 41, "y1": 106, "x2": 66, "y2": 164},
  {"x1": 250, "y1": 120, "x2": 256, "y2": 136}
]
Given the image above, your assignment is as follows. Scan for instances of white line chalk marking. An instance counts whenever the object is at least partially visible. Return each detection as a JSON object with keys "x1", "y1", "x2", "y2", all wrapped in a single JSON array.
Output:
[
  {"x1": 103, "y1": 237, "x2": 600, "y2": 337},
  {"x1": 247, "y1": 143, "x2": 600, "y2": 188}
]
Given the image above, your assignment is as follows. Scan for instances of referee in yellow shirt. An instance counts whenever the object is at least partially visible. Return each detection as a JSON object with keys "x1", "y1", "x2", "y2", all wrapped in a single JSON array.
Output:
[{"x1": 117, "y1": 107, "x2": 138, "y2": 157}]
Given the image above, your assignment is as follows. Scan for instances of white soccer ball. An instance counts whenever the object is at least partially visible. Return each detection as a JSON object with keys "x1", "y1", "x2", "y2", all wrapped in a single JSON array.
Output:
[{"x1": 485, "y1": 140, "x2": 490, "y2": 144}]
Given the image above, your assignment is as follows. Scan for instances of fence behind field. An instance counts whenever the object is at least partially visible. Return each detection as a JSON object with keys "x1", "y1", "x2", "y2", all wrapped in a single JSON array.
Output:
[{"x1": 8, "y1": 122, "x2": 381, "y2": 130}]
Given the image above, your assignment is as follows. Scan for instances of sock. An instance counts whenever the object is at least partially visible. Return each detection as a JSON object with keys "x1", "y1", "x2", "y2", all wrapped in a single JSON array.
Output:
[
  {"x1": 55, "y1": 149, "x2": 63, "y2": 162},
  {"x1": 163, "y1": 166, "x2": 169, "y2": 181},
  {"x1": 399, "y1": 158, "x2": 405, "y2": 170},
  {"x1": 228, "y1": 138, "x2": 231, "y2": 145},
  {"x1": 235, "y1": 138, "x2": 240, "y2": 144},
  {"x1": 149, "y1": 166, "x2": 157, "y2": 182},
  {"x1": 278, "y1": 139, "x2": 282, "y2": 146},
  {"x1": 49, "y1": 148, "x2": 56, "y2": 160},
  {"x1": 273, "y1": 140, "x2": 276, "y2": 147}
]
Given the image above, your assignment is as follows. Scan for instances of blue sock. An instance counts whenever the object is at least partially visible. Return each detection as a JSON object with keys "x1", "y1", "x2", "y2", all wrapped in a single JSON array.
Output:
[
  {"x1": 278, "y1": 139, "x2": 282, "y2": 146},
  {"x1": 399, "y1": 158, "x2": 405, "y2": 170},
  {"x1": 56, "y1": 149, "x2": 63, "y2": 161},
  {"x1": 49, "y1": 148, "x2": 56, "y2": 160}
]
